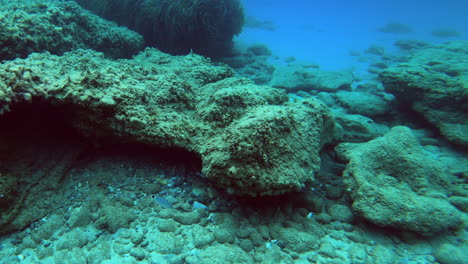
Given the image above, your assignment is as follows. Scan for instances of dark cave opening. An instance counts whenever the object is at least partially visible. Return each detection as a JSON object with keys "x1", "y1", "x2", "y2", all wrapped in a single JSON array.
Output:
[{"x1": 0, "y1": 101, "x2": 203, "y2": 234}]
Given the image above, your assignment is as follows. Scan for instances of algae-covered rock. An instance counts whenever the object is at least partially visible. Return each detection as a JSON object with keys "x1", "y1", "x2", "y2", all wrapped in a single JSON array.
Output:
[
  {"x1": 201, "y1": 99, "x2": 335, "y2": 196},
  {"x1": 336, "y1": 126, "x2": 463, "y2": 235},
  {"x1": 96, "y1": 202, "x2": 136, "y2": 233},
  {"x1": 55, "y1": 228, "x2": 95, "y2": 250},
  {"x1": 30, "y1": 214, "x2": 65, "y2": 243},
  {"x1": 0, "y1": 0, "x2": 143, "y2": 61},
  {"x1": 328, "y1": 204, "x2": 354, "y2": 224},
  {"x1": 272, "y1": 227, "x2": 319, "y2": 253},
  {"x1": 380, "y1": 41, "x2": 468, "y2": 147},
  {"x1": 148, "y1": 232, "x2": 185, "y2": 255},
  {"x1": 332, "y1": 111, "x2": 390, "y2": 143},
  {"x1": 68, "y1": 205, "x2": 92, "y2": 228},
  {"x1": 270, "y1": 65, "x2": 353, "y2": 92},
  {"x1": 190, "y1": 244, "x2": 254, "y2": 264},
  {"x1": 0, "y1": 48, "x2": 334, "y2": 198},
  {"x1": 335, "y1": 91, "x2": 392, "y2": 117}
]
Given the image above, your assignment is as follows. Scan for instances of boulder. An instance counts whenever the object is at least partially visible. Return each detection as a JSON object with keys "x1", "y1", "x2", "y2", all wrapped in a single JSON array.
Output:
[
  {"x1": 335, "y1": 91, "x2": 392, "y2": 117},
  {"x1": 270, "y1": 65, "x2": 353, "y2": 92},
  {"x1": 336, "y1": 126, "x2": 463, "y2": 235},
  {"x1": 332, "y1": 111, "x2": 390, "y2": 143},
  {"x1": 380, "y1": 41, "x2": 468, "y2": 147},
  {"x1": 0, "y1": 0, "x2": 143, "y2": 61}
]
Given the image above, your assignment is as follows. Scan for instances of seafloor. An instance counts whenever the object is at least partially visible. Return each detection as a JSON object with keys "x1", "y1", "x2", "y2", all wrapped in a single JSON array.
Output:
[{"x1": 0, "y1": 1, "x2": 467, "y2": 264}]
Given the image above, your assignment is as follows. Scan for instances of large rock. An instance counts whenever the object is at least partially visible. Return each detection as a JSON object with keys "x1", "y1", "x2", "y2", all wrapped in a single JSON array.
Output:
[
  {"x1": 0, "y1": 49, "x2": 334, "y2": 198},
  {"x1": 270, "y1": 65, "x2": 353, "y2": 92},
  {"x1": 380, "y1": 41, "x2": 468, "y2": 147},
  {"x1": 335, "y1": 91, "x2": 393, "y2": 117},
  {"x1": 336, "y1": 126, "x2": 463, "y2": 235},
  {"x1": 332, "y1": 111, "x2": 390, "y2": 143},
  {"x1": 0, "y1": 0, "x2": 144, "y2": 61}
]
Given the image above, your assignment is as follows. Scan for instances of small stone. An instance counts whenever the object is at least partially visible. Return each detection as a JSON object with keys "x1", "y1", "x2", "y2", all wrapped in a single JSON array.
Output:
[
  {"x1": 36, "y1": 245, "x2": 53, "y2": 260},
  {"x1": 131, "y1": 232, "x2": 144, "y2": 245},
  {"x1": 307, "y1": 253, "x2": 318, "y2": 262},
  {"x1": 100, "y1": 95, "x2": 116, "y2": 106},
  {"x1": 236, "y1": 227, "x2": 251, "y2": 239},
  {"x1": 118, "y1": 196, "x2": 134, "y2": 207},
  {"x1": 276, "y1": 227, "x2": 318, "y2": 253},
  {"x1": 56, "y1": 228, "x2": 89, "y2": 250},
  {"x1": 113, "y1": 243, "x2": 127, "y2": 255},
  {"x1": 239, "y1": 239, "x2": 254, "y2": 252},
  {"x1": 141, "y1": 183, "x2": 161, "y2": 194},
  {"x1": 315, "y1": 213, "x2": 333, "y2": 224},
  {"x1": 157, "y1": 220, "x2": 178, "y2": 232},
  {"x1": 214, "y1": 229, "x2": 234, "y2": 244},
  {"x1": 69, "y1": 205, "x2": 92, "y2": 228},
  {"x1": 250, "y1": 231, "x2": 265, "y2": 247},
  {"x1": 193, "y1": 230, "x2": 214, "y2": 249},
  {"x1": 180, "y1": 202, "x2": 192, "y2": 212},
  {"x1": 290, "y1": 252, "x2": 300, "y2": 260},
  {"x1": 257, "y1": 225, "x2": 270, "y2": 240},
  {"x1": 158, "y1": 208, "x2": 175, "y2": 219},
  {"x1": 21, "y1": 236, "x2": 37, "y2": 249},
  {"x1": 130, "y1": 247, "x2": 146, "y2": 261},
  {"x1": 173, "y1": 211, "x2": 201, "y2": 225},
  {"x1": 328, "y1": 204, "x2": 354, "y2": 223},
  {"x1": 326, "y1": 186, "x2": 345, "y2": 200}
]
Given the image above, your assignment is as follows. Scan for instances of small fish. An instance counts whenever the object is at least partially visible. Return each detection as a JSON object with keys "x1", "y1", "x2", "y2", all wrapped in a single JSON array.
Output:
[
  {"x1": 192, "y1": 201, "x2": 209, "y2": 210},
  {"x1": 153, "y1": 196, "x2": 173, "y2": 209}
]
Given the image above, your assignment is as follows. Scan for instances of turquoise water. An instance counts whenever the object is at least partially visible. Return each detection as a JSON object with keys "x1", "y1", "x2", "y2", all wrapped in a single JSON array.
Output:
[{"x1": 239, "y1": 0, "x2": 468, "y2": 69}]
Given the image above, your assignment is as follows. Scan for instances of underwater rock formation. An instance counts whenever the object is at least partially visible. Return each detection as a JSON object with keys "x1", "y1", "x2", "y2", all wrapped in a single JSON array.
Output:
[
  {"x1": 74, "y1": 0, "x2": 245, "y2": 58},
  {"x1": 377, "y1": 22, "x2": 413, "y2": 34},
  {"x1": 334, "y1": 90, "x2": 393, "y2": 118},
  {"x1": 270, "y1": 64, "x2": 354, "y2": 92},
  {"x1": 0, "y1": 49, "x2": 334, "y2": 198},
  {"x1": 336, "y1": 126, "x2": 463, "y2": 235},
  {"x1": 332, "y1": 111, "x2": 390, "y2": 143},
  {"x1": 0, "y1": 0, "x2": 143, "y2": 61},
  {"x1": 380, "y1": 41, "x2": 468, "y2": 147}
]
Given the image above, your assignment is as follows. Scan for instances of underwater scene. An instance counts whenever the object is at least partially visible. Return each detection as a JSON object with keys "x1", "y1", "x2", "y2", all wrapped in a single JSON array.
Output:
[{"x1": 0, "y1": 0, "x2": 466, "y2": 263}]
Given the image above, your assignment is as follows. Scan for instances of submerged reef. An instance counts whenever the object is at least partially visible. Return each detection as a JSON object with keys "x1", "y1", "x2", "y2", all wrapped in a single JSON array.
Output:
[
  {"x1": 75, "y1": 0, "x2": 245, "y2": 58},
  {"x1": 0, "y1": 48, "x2": 334, "y2": 200},
  {"x1": 0, "y1": 0, "x2": 143, "y2": 61},
  {"x1": 380, "y1": 41, "x2": 468, "y2": 147}
]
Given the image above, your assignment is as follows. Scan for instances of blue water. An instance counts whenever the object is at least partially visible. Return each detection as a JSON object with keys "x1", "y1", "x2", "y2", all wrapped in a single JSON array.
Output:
[{"x1": 239, "y1": 0, "x2": 468, "y2": 69}]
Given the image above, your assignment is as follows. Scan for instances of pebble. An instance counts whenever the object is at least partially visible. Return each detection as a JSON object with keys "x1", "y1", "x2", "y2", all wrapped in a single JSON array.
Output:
[
  {"x1": 130, "y1": 247, "x2": 146, "y2": 261},
  {"x1": 214, "y1": 229, "x2": 234, "y2": 244}
]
